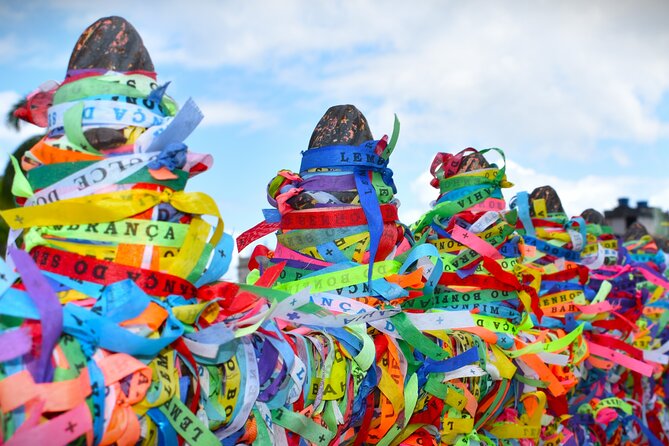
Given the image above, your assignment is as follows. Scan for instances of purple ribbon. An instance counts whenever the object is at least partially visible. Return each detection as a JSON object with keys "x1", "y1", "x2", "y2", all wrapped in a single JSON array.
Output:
[
  {"x1": 258, "y1": 363, "x2": 287, "y2": 402},
  {"x1": 0, "y1": 328, "x2": 32, "y2": 362},
  {"x1": 299, "y1": 174, "x2": 356, "y2": 192},
  {"x1": 257, "y1": 342, "x2": 279, "y2": 384},
  {"x1": 9, "y1": 247, "x2": 63, "y2": 383}
]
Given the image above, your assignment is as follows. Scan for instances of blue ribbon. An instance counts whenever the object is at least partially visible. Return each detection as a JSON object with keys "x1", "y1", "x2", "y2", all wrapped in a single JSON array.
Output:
[
  {"x1": 145, "y1": 98, "x2": 203, "y2": 153},
  {"x1": 523, "y1": 235, "x2": 581, "y2": 261},
  {"x1": 299, "y1": 141, "x2": 386, "y2": 174},
  {"x1": 147, "y1": 408, "x2": 179, "y2": 446},
  {"x1": 623, "y1": 415, "x2": 664, "y2": 446},
  {"x1": 0, "y1": 287, "x2": 39, "y2": 319},
  {"x1": 148, "y1": 142, "x2": 187, "y2": 171},
  {"x1": 398, "y1": 243, "x2": 442, "y2": 293},
  {"x1": 514, "y1": 191, "x2": 535, "y2": 237},
  {"x1": 87, "y1": 359, "x2": 106, "y2": 445},
  {"x1": 43, "y1": 271, "x2": 106, "y2": 299},
  {"x1": 196, "y1": 233, "x2": 234, "y2": 287},
  {"x1": 147, "y1": 82, "x2": 171, "y2": 105},
  {"x1": 63, "y1": 282, "x2": 184, "y2": 358},
  {"x1": 317, "y1": 241, "x2": 348, "y2": 264},
  {"x1": 262, "y1": 208, "x2": 282, "y2": 223},
  {"x1": 421, "y1": 347, "x2": 479, "y2": 373}
]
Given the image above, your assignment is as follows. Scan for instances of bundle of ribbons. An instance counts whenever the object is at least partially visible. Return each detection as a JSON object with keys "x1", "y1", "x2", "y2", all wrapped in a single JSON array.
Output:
[
  {"x1": 1, "y1": 15, "x2": 669, "y2": 446},
  {"x1": 0, "y1": 16, "x2": 237, "y2": 446},
  {"x1": 239, "y1": 124, "x2": 669, "y2": 444}
]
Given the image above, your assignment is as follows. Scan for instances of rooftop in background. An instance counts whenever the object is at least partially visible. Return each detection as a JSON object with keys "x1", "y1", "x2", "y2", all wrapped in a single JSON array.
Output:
[{"x1": 604, "y1": 198, "x2": 669, "y2": 239}]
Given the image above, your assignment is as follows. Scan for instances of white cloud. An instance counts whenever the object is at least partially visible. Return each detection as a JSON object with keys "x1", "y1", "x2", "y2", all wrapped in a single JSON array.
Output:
[
  {"x1": 5, "y1": 0, "x2": 669, "y2": 234},
  {"x1": 504, "y1": 159, "x2": 620, "y2": 216},
  {"x1": 49, "y1": 0, "x2": 387, "y2": 68},
  {"x1": 196, "y1": 99, "x2": 274, "y2": 128},
  {"x1": 502, "y1": 159, "x2": 669, "y2": 217},
  {"x1": 0, "y1": 3, "x2": 31, "y2": 23},
  {"x1": 316, "y1": 3, "x2": 669, "y2": 162},
  {"x1": 400, "y1": 157, "x2": 669, "y2": 227},
  {"x1": 398, "y1": 170, "x2": 437, "y2": 227},
  {"x1": 0, "y1": 35, "x2": 20, "y2": 64},
  {"x1": 112, "y1": 0, "x2": 669, "y2": 173},
  {"x1": 39, "y1": 2, "x2": 669, "y2": 162},
  {"x1": 610, "y1": 148, "x2": 632, "y2": 167}
]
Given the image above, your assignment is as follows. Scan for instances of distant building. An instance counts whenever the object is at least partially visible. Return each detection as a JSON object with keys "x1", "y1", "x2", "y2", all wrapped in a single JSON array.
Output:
[{"x1": 604, "y1": 198, "x2": 669, "y2": 238}]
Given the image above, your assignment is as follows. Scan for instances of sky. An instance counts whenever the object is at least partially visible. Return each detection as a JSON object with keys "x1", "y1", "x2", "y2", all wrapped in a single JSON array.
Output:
[{"x1": 1, "y1": 0, "x2": 669, "y2": 275}]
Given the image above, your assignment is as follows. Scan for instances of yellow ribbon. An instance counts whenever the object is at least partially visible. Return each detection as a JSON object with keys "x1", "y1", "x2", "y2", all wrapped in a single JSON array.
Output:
[
  {"x1": 488, "y1": 391, "x2": 546, "y2": 439},
  {"x1": 166, "y1": 217, "x2": 211, "y2": 280},
  {"x1": 1, "y1": 189, "x2": 224, "y2": 247},
  {"x1": 134, "y1": 349, "x2": 179, "y2": 415}
]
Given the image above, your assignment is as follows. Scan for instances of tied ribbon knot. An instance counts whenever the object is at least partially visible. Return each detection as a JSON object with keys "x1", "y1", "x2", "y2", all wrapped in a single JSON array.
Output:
[
  {"x1": 159, "y1": 188, "x2": 174, "y2": 203},
  {"x1": 148, "y1": 142, "x2": 187, "y2": 173}
]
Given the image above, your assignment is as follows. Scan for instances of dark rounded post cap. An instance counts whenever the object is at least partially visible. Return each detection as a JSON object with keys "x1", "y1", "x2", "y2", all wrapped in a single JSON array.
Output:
[
  {"x1": 67, "y1": 16, "x2": 154, "y2": 72},
  {"x1": 456, "y1": 153, "x2": 491, "y2": 173},
  {"x1": 529, "y1": 185, "x2": 565, "y2": 216},
  {"x1": 623, "y1": 222, "x2": 649, "y2": 242},
  {"x1": 308, "y1": 105, "x2": 373, "y2": 149},
  {"x1": 581, "y1": 208, "x2": 605, "y2": 225}
]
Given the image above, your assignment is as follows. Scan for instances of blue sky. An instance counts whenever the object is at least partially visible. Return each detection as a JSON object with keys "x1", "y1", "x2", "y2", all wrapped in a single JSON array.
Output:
[{"x1": 1, "y1": 0, "x2": 669, "y2": 263}]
